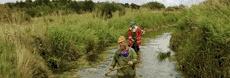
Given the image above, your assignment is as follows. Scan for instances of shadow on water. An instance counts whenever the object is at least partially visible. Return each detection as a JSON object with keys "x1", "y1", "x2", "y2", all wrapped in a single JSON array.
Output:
[{"x1": 70, "y1": 33, "x2": 181, "y2": 78}]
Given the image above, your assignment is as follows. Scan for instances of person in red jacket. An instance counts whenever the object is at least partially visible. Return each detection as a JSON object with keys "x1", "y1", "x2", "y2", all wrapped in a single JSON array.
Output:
[{"x1": 128, "y1": 21, "x2": 144, "y2": 61}]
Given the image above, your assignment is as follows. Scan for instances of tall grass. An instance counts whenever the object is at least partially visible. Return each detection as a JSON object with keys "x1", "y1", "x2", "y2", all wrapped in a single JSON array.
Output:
[
  {"x1": 170, "y1": 0, "x2": 230, "y2": 77},
  {"x1": 0, "y1": 24, "x2": 51, "y2": 78},
  {"x1": 0, "y1": 5, "x2": 31, "y2": 24}
]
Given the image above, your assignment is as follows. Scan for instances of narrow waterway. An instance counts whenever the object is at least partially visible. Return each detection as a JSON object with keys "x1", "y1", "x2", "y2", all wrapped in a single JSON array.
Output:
[{"x1": 75, "y1": 33, "x2": 181, "y2": 78}]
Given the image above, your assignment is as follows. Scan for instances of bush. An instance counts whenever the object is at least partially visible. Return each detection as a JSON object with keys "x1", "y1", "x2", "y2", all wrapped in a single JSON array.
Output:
[
  {"x1": 33, "y1": 27, "x2": 81, "y2": 72},
  {"x1": 142, "y1": 2, "x2": 165, "y2": 10},
  {"x1": 130, "y1": 3, "x2": 140, "y2": 9},
  {"x1": 165, "y1": 5, "x2": 185, "y2": 11},
  {"x1": 96, "y1": 2, "x2": 125, "y2": 19}
]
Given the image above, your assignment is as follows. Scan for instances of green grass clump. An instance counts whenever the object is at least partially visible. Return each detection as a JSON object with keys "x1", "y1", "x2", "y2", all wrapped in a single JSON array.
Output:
[
  {"x1": 157, "y1": 52, "x2": 171, "y2": 61},
  {"x1": 0, "y1": 41, "x2": 16, "y2": 78},
  {"x1": 0, "y1": 26, "x2": 51, "y2": 78}
]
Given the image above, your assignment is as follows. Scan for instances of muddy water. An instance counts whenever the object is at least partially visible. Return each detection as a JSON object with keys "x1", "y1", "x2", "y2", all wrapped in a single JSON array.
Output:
[
  {"x1": 76, "y1": 33, "x2": 181, "y2": 78},
  {"x1": 135, "y1": 33, "x2": 181, "y2": 78}
]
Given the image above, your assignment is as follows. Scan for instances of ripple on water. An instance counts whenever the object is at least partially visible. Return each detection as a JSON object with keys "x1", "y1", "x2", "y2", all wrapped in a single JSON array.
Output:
[{"x1": 77, "y1": 33, "x2": 181, "y2": 78}]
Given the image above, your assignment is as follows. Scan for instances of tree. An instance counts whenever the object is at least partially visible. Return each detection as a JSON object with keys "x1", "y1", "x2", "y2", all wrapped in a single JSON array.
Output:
[
  {"x1": 68, "y1": 2, "x2": 81, "y2": 13},
  {"x1": 34, "y1": 0, "x2": 50, "y2": 5},
  {"x1": 124, "y1": 3, "x2": 129, "y2": 8},
  {"x1": 130, "y1": 3, "x2": 140, "y2": 9},
  {"x1": 165, "y1": 4, "x2": 185, "y2": 11},
  {"x1": 142, "y1": 2, "x2": 165, "y2": 10},
  {"x1": 25, "y1": 0, "x2": 32, "y2": 3},
  {"x1": 96, "y1": 2, "x2": 124, "y2": 18},
  {"x1": 82, "y1": 0, "x2": 95, "y2": 12}
]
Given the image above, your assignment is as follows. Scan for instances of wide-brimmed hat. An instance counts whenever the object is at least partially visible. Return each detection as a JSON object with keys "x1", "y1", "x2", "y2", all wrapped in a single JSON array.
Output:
[{"x1": 118, "y1": 36, "x2": 126, "y2": 43}]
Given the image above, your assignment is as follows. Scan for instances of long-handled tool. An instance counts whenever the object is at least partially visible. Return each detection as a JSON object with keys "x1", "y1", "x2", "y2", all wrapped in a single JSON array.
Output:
[{"x1": 105, "y1": 65, "x2": 129, "y2": 76}]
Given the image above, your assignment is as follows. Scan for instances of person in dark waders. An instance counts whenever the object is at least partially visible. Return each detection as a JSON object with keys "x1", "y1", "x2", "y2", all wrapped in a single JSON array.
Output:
[
  {"x1": 128, "y1": 21, "x2": 144, "y2": 62},
  {"x1": 109, "y1": 36, "x2": 138, "y2": 78}
]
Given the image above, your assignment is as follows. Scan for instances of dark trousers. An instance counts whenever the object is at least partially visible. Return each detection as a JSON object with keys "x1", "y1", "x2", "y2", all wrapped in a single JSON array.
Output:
[
  {"x1": 131, "y1": 43, "x2": 141, "y2": 63},
  {"x1": 131, "y1": 43, "x2": 140, "y2": 52}
]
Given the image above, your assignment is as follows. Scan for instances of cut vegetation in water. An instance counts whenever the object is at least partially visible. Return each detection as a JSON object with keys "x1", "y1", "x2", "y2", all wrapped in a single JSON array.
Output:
[{"x1": 157, "y1": 51, "x2": 171, "y2": 61}]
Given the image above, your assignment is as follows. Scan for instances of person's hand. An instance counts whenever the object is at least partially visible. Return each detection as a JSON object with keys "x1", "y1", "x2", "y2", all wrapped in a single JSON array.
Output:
[
  {"x1": 131, "y1": 39, "x2": 134, "y2": 42},
  {"x1": 128, "y1": 61, "x2": 133, "y2": 65},
  {"x1": 142, "y1": 30, "x2": 145, "y2": 35},
  {"x1": 109, "y1": 66, "x2": 114, "y2": 71}
]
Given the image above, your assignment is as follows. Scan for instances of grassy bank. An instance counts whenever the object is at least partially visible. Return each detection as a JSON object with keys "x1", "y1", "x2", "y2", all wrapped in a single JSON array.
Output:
[{"x1": 170, "y1": 0, "x2": 230, "y2": 77}]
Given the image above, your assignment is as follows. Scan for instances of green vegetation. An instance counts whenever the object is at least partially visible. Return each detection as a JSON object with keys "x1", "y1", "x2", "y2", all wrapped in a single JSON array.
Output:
[
  {"x1": 5, "y1": 0, "x2": 130, "y2": 19},
  {"x1": 95, "y1": 2, "x2": 125, "y2": 19},
  {"x1": 157, "y1": 52, "x2": 171, "y2": 61},
  {"x1": 170, "y1": 0, "x2": 230, "y2": 77},
  {"x1": 142, "y1": 2, "x2": 165, "y2": 10}
]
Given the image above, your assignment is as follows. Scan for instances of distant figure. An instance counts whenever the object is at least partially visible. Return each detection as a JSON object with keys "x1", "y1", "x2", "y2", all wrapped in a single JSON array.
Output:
[
  {"x1": 128, "y1": 21, "x2": 144, "y2": 61},
  {"x1": 109, "y1": 36, "x2": 137, "y2": 78}
]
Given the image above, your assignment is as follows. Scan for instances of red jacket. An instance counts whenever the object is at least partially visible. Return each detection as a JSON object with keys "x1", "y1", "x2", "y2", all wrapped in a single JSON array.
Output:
[{"x1": 128, "y1": 26, "x2": 142, "y2": 47}]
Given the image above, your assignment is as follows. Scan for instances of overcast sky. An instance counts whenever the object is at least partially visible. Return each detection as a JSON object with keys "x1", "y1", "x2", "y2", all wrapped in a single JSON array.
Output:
[{"x1": 0, "y1": 0, "x2": 205, "y2": 7}]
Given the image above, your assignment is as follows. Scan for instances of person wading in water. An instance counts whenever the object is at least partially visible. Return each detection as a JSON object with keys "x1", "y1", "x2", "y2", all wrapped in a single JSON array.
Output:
[
  {"x1": 128, "y1": 21, "x2": 144, "y2": 62},
  {"x1": 109, "y1": 36, "x2": 138, "y2": 78}
]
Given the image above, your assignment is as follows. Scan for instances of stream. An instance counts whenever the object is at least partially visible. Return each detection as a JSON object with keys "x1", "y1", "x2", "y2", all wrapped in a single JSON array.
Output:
[{"x1": 67, "y1": 33, "x2": 181, "y2": 78}]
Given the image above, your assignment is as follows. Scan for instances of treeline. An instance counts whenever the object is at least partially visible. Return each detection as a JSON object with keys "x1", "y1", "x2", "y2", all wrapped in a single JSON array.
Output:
[
  {"x1": 0, "y1": 0, "x2": 186, "y2": 24},
  {"x1": 5, "y1": 0, "x2": 136, "y2": 18},
  {"x1": 2, "y1": 0, "x2": 182, "y2": 19},
  {"x1": 6, "y1": 0, "x2": 96, "y2": 17}
]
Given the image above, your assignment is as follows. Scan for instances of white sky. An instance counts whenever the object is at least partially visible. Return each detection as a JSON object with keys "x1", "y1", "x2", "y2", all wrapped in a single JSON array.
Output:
[{"x1": 0, "y1": 0, "x2": 205, "y2": 7}]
